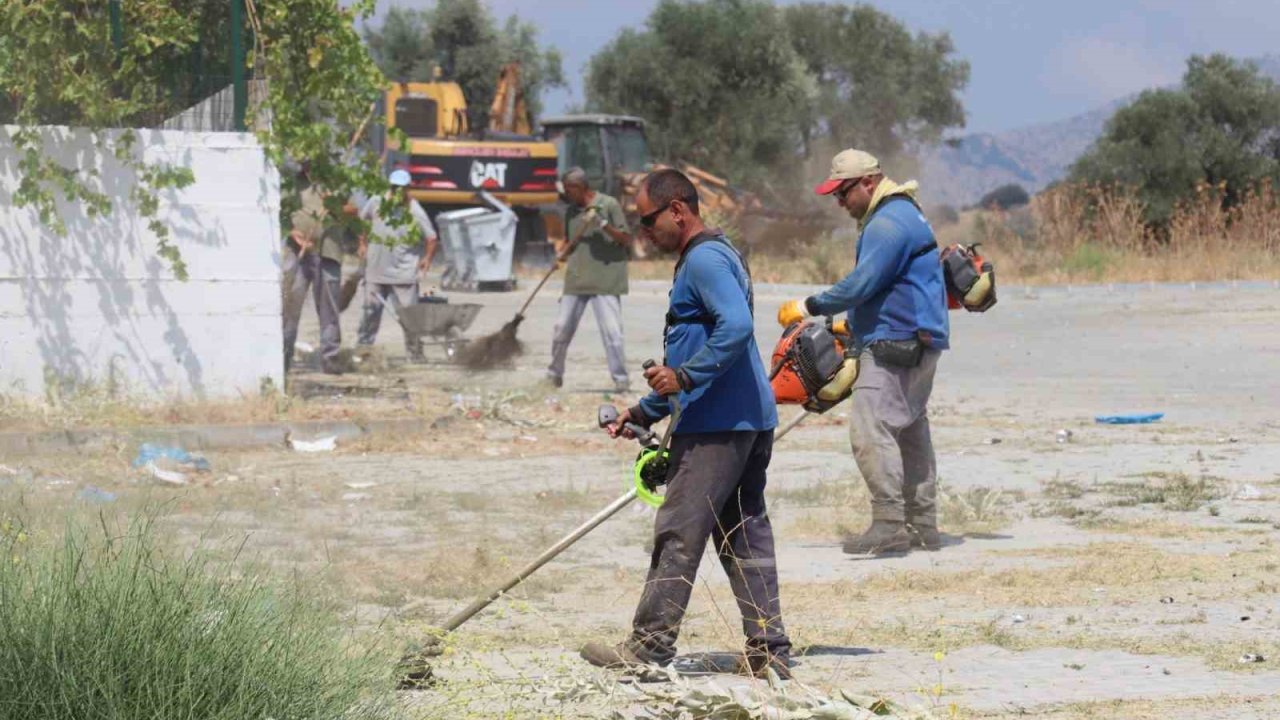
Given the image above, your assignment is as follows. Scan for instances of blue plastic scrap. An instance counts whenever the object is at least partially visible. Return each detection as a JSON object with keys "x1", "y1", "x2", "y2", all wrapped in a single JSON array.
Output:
[
  {"x1": 1095, "y1": 413, "x2": 1164, "y2": 425},
  {"x1": 131, "y1": 443, "x2": 211, "y2": 471},
  {"x1": 77, "y1": 486, "x2": 117, "y2": 504}
]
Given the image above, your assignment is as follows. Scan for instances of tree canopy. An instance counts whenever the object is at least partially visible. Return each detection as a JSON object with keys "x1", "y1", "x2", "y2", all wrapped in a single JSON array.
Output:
[
  {"x1": 1070, "y1": 54, "x2": 1280, "y2": 225},
  {"x1": 363, "y1": 0, "x2": 565, "y2": 128},
  {"x1": 783, "y1": 3, "x2": 969, "y2": 158},
  {"x1": 1, "y1": 0, "x2": 389, "y2": 277},
  {"x1": 977, "y1": 183, "x2": 1030, "y2": 211},
  {"x1": 1, "y1": 0, "x2": 228, "y2": 274},
  {"x1": 585, "y1": 0, "x2": 969, "y2": 192}
]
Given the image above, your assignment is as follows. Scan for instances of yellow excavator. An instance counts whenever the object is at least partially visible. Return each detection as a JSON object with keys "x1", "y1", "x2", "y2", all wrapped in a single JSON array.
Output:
[{"x1": 376, "y1": 65, "x2": 559, "y2": 263}]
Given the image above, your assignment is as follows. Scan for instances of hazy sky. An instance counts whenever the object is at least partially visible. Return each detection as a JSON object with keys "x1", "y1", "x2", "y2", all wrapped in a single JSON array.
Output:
[{"x1": 371, "y1": 0, "x2": 1280, "y2": 135}]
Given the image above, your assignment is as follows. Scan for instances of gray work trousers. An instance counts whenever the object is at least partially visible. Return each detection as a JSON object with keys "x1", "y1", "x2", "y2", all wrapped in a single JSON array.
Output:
[
  {"x1": 547, "y1": 294, "x2": 628, "y2": 386},
  {"x1": 282, "y1": 249, "x2": 342, "y2": 373},
  {"x1": 849, "y1": 348, "x2": 941, "y2": 525},
  {"x1": 628, "y1": 430, "x2": 791, "y2": 665},
  {"x1": 357, "y1": 281, "x2": 422, "y2": 358}
]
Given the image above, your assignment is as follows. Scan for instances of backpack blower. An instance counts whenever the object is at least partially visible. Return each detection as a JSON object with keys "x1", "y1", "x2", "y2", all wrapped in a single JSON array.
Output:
[{"x1": 941, "y1": 243, "x2": 997, "y2": 312}]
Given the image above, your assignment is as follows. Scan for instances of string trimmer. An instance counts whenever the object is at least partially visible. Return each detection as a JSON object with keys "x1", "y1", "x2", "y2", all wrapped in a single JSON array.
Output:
[
  {"x1": 396, "y1": 362, "x2": 824, "y2": 688},
  {"x1": 456, "y1": 207, "x2": 604, "y2": 370}
]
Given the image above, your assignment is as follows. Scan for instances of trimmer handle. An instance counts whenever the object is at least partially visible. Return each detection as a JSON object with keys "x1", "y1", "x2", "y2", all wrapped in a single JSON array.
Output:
[
  {"x1": 641, "y1": 358, "x2": 676, "y2": 397},
  {"x1": 641, "y1": 358, "x2": 683, "y2": 457},
  {"x1": 597, "y1": 404, "x2": 656, "y2": 445}
]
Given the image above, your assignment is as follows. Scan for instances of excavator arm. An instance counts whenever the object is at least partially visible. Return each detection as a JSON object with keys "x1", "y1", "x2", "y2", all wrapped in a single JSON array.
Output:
[{"x1": 488, "y1": 63, "x2": 532, "y2": 136}]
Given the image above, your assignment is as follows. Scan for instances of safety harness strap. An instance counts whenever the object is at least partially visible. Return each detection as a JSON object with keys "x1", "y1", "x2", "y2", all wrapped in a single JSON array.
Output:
[
  {"x1": 662, "y1": 231, "x2": 754, "y2": 361},
  {"x1": 664, "y1": 232, "x2": 754, "y2": 327}
]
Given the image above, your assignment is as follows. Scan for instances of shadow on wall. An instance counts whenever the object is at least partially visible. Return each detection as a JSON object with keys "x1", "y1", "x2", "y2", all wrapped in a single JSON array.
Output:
[{"x1": 0, "y1": 127, "x2": 236, "y2": 400}]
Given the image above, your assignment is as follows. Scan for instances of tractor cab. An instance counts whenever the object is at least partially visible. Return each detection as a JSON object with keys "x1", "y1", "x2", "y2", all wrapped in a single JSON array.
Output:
[{"x1": 540, "y1": 115, "x2": 650, "y2": 199}]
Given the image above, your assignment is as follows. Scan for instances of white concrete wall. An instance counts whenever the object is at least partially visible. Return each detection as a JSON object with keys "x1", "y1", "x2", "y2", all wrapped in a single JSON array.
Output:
[{"x1": 0, "y1": 126, "x2": 283, "y2": 400}]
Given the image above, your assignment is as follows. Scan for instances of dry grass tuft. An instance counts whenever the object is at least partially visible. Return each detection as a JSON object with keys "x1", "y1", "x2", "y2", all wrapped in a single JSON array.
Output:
[
  {"x1": 707, "y1": 181, "x2": 1280, "y2": 286},
  {"x1": 952, "y1": 181, "x2": 1280, "y2": 285},
  {"x1": 940, "y1": 486, "x2": 1014, "y2": 534},
  {"x1": 774, "y1": 477, "x2": 872, "y2": 540},
  {"x1": 0, "y1": 375, "x2": 459, "y2": 433},
  {"x1": 1098, "y1": 472, "x2": 1224, "y2": 511}
]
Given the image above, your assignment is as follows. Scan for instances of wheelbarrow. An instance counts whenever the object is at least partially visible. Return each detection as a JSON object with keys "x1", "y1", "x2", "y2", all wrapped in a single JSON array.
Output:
[{"x1": 377, "y1": 296, "x2": 483, "y2": 362}]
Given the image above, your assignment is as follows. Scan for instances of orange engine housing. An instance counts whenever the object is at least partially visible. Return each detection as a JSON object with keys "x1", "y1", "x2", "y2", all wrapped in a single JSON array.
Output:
[
  {"x1": 941, "y1": 243, "x2": 995, "y2": 311},
  {"x1": 769, "y1": 321, "x2": 847, "y2": 405}
]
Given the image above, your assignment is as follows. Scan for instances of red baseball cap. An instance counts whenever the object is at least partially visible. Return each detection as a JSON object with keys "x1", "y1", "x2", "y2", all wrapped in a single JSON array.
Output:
[{"x1": 815, "y1": 149, "x2": 880, "y2": 195}]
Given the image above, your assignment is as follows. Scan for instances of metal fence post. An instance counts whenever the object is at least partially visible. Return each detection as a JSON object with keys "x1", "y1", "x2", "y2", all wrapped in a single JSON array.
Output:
[
  {"x1": 230, "y1": 0, "x2": 247, "y2": 132},
  {"x1": 109, "y1": 0, "x2": 123, "y2": 57}
]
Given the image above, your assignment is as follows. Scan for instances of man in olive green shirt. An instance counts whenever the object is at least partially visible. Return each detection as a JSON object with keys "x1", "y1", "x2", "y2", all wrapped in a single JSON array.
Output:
[
  {"x1": 548, "y1": 167, "x2": 633, "y2": 392},
  {"x1": 282, "y1": 170, "x2": 346, "y2": 374}
]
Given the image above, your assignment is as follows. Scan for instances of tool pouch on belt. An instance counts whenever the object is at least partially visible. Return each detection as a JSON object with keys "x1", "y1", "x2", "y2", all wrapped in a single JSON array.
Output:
[{"x1": 870, "y1": 337, "x2": 925, "y2": 369}]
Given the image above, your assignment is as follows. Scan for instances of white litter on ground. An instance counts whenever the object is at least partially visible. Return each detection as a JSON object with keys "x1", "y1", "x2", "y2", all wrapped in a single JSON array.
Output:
[{"x1": 290, "y1": 435, "x2": 337, "y2": 452}]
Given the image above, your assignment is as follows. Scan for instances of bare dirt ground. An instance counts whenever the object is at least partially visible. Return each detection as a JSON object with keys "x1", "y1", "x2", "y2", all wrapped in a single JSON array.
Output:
[{"x1": 4, "y1": 278, "x2": 1279, "y2": 718}]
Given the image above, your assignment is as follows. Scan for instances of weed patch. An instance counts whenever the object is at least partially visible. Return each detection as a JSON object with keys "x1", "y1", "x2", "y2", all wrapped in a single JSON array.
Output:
[
  {"x1": 0, "y1": 512, "x2": 398, "y2": 720},
  {"x1": 1032, "y1": 500, "x2": 1103, "y2": 524},
  {"x1": 1099, "y1": 472, "x2": 1224, "y2": 511},
  {"x1": 940, "y1": 486, "x2": 1013, "y2": 533},
  {"x1": 1042, "y1": 477, "x2": 1088, "y2": 500}
]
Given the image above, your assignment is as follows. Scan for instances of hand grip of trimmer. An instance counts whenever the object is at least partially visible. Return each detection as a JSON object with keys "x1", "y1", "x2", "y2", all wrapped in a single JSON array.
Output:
[
  {"x1": 642, "y1": 358, "x2": 682, "y2": 452},
  {"x1": 597, "y1": 404, "x2": 655, "y2": 445}
]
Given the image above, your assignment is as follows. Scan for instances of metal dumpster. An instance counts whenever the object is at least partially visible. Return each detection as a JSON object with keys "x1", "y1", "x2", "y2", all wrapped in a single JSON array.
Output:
[{"x1": 437, "y1": 191, "x2": 519, "y2": 292}]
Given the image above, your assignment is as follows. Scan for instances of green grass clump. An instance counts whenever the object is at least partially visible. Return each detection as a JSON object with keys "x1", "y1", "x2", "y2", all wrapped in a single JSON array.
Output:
[
  {"x1": 1062, "y1": 242, "x2": 1116, "y2": 279},
  {"x1": 1100, "y1": 472, "x2": 1223, "y2": 511},
  {"x1": 0, "y1": 512, "x2": 399, "y2": 720}
]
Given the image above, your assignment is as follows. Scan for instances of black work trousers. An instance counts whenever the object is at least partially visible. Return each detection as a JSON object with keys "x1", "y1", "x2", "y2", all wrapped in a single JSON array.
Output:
[{"x1": 626, "y1": 429, "x2": 791, "y2": 665}]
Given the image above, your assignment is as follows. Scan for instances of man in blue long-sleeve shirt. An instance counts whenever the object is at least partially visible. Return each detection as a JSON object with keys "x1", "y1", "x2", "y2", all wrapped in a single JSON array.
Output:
[
  {"x1": 778, "y1": 149, "x2": 949, "y2": 555},
  {"x1": 582, "y1": 169, "x2": 791, "y2": 679}
]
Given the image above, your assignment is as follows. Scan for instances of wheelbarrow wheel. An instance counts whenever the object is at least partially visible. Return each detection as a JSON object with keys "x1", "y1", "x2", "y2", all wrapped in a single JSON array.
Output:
[{"x1": 445, "y1": 327, "x2": 467, "y2": 362}]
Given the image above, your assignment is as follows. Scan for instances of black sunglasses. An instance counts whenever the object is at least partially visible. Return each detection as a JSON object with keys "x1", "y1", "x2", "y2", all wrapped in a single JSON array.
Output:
[
  {"x1": 639, "y1": 200, "x2": 673, "y2": 228},
  {"x1": 834, "y1": 178, "x2": 859, "y2": 197}
]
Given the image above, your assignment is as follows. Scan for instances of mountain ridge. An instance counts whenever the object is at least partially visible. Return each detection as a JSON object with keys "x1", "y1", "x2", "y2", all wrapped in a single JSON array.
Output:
[{"x1": 916, "y1": 54, "x2": 1280, "y2": 207}]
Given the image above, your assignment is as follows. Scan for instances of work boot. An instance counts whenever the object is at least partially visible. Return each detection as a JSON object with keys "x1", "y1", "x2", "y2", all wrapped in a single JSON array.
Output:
[
  {"x1": 734, "y1": 650, "x2": 793, "y2": 680},
  {"x1": 907, "y1": 522, "x2": 942, "y2": 551},
  {"x1": 579, "y1": 641, "x2": 659, "y2": 671},
  {"x1": 842, "y1": 520, "x2": 912, "y2": 555}
]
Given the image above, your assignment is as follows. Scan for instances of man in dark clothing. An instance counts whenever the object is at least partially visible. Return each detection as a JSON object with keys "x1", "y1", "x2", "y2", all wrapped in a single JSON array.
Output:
[
  {"x1": 582, "y1": 169, "x2": 792, "y2": 679},
  {"x1": 282, "y1": 171, "x2": 345, "y2": 375}
]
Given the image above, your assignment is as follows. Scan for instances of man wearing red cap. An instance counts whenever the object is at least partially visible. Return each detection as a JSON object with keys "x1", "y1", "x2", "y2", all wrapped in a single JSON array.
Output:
[{"x1": 778, "y1": 149, "x2": 949, "y2": 555}]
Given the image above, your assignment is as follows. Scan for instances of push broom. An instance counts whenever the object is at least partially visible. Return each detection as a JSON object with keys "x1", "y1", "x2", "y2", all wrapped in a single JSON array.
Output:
[{"x1": 456, "y1": 207, "x2": 603, "y2": 370}]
